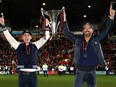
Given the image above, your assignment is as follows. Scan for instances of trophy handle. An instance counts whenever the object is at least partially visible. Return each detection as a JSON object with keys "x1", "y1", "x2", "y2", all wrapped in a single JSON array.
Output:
[
  {"x1": 61, "y1": 6, "x2": 65, "y2": 13},
  {"x1": 56, "y1": 7, "x2": 65, "y2": 17},
  {"x1": 41, "y1": 8, "x2": 46, "y2": 18},
  {"x1": 57, "y1": 6, "x2": 65, "y2": 33}
]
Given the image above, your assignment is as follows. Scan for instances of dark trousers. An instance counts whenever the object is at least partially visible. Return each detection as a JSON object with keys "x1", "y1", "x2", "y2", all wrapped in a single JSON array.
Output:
[
  {"x1": 59, "y1": 71, "x2": 63, "y2": 76},
  {"x1": 74, "y1": 69, "x2": 96, "y2": 87},
  {"x1": 18, "y1": 72, "x2": 38, "y2": 87},
  {"x1": 43, "y1": 71, "x2": 48, "y2": 77}
]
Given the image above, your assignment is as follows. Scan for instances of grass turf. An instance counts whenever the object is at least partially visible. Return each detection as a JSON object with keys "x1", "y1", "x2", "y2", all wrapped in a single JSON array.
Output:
[{"x1": 0, "y1": 74, "x2": 116, "y2": 87}]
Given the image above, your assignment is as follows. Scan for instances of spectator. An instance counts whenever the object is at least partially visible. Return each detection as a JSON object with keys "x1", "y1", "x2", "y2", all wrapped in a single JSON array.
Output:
[
  {"x1": 63, "y1": 65, "x2": 67, "y2": 75},
  {"x1": 42, "y1": 63, "x2": 48, "y2": 77},
  {"x1": 58, "y1": 64, "x2": 64, "y2": 76}
]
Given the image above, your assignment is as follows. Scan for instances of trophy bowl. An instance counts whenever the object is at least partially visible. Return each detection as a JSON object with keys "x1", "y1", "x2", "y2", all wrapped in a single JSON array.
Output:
[{"x1": 41, "y1": 7, "x2": 65, "y2": 39}]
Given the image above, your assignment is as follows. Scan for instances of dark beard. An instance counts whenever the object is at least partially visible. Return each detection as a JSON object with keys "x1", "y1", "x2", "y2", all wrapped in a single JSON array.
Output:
[{"x1": 84, "y1": 31, "x2": 91, "y2": 37}]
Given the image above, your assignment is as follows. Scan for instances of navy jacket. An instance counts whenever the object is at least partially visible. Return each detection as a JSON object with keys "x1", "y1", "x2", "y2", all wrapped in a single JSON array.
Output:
[
  {"x1": 63, "y1": 17, "x2": 114, "y2": 66},
  {"x1": 17, "y1": 43, "x2": 38, "y2": 68}
]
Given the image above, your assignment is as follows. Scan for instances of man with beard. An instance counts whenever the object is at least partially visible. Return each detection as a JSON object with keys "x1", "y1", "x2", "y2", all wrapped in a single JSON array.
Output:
[{"x1": 63, "y1": 4, "x2": 115, "y2": 87}]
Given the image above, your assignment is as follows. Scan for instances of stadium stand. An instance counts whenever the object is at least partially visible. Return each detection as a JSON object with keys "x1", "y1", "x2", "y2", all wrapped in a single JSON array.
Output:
[{"x1": 0, "y1": 33, "x2": 116, "y2": 75}]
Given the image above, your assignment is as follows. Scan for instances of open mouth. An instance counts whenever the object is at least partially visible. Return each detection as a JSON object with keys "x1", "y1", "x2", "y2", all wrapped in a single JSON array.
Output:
[{"x1": 85, "y1": 31, "x2": 90, "y2": 34}]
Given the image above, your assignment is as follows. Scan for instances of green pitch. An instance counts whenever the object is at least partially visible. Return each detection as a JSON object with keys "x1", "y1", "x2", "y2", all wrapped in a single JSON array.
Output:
[{"x1": 0, "y1": 75, "x2": 116, "y2": 87}]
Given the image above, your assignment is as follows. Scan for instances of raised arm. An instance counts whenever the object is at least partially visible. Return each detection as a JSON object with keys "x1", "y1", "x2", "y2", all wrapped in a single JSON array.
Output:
[
  {"x1": 63, "y1": 10, "x2": 76, "y2": 43},
  {"x1": 0, "y1": 13, "x2": 20, "y2": 50},
  {"x1": 33, "y1": 31, "x2": 50, "y2": 49},
  {"x1": 33, "y1": 19, "x2": 50, "y2": 49},
  {"x1": 3, "y1": 30, "x2": 20, "y2": 49},
  {"x1": 97, "y1": 4, "x2": 115, "y2": 41}
]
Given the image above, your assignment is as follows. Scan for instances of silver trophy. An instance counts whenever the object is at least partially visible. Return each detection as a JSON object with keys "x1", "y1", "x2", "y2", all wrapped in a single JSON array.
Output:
[{"x1": 41, "y1": 7, "x2": 65, "y2": 39}]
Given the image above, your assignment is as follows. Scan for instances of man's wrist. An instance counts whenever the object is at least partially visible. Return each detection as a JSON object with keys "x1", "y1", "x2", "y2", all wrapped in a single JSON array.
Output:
[
  {"x1": 2, "y1": 24, "x2": 6, "y2": 28},
  {"x1": 2, "y1": 25, "x2": 7, "y2": 31},
  {"x1": 109, "y1": 15, "x2": 114, "y2": 19},
  {"x1": 64, "y1": 18, "x2": 66, "y2": 22},
  {"x1": 45, "y1": 26, "x2": 50, "y2": 31}
]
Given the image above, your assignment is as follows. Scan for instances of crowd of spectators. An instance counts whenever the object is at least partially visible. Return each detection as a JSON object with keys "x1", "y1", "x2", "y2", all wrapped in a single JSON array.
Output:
[
  {"x1": 0, "y1": 35, "x2": 17, "y2": 74},
  {"x1": 38, "y1": 35, "x2": 74, "y2": 71},
  {"x1": 101, "y1": 38, "x2": 116, "y2": 74}
]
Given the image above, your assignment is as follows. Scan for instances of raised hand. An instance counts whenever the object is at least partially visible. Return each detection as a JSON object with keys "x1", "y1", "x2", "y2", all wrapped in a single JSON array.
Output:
[
  {"x1": 109, "y1": 4, "x2": 115, "y2": 18},
  {"x1": 0, "y1": 13, "x2": 5, "y2": 26}
]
